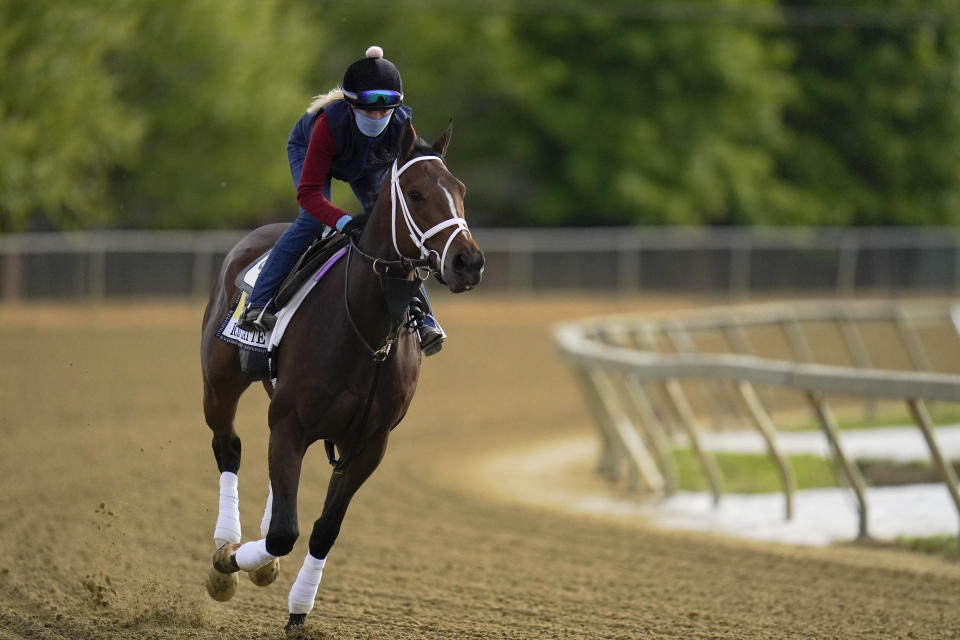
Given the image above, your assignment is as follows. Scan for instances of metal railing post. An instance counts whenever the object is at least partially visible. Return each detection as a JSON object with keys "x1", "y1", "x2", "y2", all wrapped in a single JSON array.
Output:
[
  {"x1": 724, "y1": 319, "x2": 777, "y2": 414},
  {"x1": 587, "y1": 368, "x2": 665, "y2": 492},
  {"x1": 89, "y1": 249, "x2": 106, "y2": 301},
  {"x1": 736, "y1": 380, "x2": 795, "y2": 520},
  {"x1": 837, "y1": 309, "x2": 877, "y2": 421},
  {"x1": 836, "y1": 236, "x2": 859, "y2": 296},
  {"x1": 666, "y1": 323, "x2": 741, "y2": 429},
  {"x1": 623, "y1": 375, "x2": 677, "y2": 496},
  {"x1": 1, "y1": 250, "x2": 22, "y2": 302},
  {"x1": 906, "y1": 398, "x2": 960, "y2": 545},
  {"x1": 781, "y1": 315, "x2": 815, "y2": 363},
  {"x1": 895, "y1": 311, "x2": 933, "y2": 373},
  {"x1": 663, "y1": 379, "x2": 724, "y2": 505},
  {"x1": 571, "y1": 367, "x2": 621, "y2": 482},
  {"x1": 807, "y1": 391, "x2": 870, "y2": 540}
]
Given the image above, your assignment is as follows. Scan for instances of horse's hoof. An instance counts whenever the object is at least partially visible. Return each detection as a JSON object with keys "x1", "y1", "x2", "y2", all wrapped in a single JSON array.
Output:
[
  {"x1": 249, "y1": 557, "x2": 280, "y2": 586},
  {"x1": 285, "y1": 613, "x2": 307, "y2": 633},
  {"x1": 205, "y1": 565, "x2": 239, "y2": 602},
  {"x1": 212, "y1": 542, "x2": 241, "y2": 574}
]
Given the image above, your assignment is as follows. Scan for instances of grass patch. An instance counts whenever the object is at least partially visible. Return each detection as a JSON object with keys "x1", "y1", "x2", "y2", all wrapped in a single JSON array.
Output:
[
  {"x1": 672, "y1": 449, "x2": 960, "y2": 492},
  {"x1": 782, "y1": 404, "x2": 960, "y2": 432},
  {"x1": 891, "y1": 534, "x2": 959, "y2": 559},
  {"x1": 672, "y1": 449, "x2": 836, "y2": 493}
]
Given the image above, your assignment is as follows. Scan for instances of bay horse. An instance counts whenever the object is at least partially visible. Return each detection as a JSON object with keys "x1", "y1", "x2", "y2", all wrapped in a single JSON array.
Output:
[{"x1": 198, "y1": 121, "x2": 483, "y2": 630}]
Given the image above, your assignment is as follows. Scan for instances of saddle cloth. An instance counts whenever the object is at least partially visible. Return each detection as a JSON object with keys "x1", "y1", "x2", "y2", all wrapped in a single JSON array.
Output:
[{"x1": 215, "y1": 236, "x2": 348, "y2": 356}]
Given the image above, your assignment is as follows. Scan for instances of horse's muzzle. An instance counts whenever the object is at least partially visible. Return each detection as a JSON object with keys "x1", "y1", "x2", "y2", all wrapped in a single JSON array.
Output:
[{"x1": 445, "y1": 247, "x2": 485, "y2": 293}]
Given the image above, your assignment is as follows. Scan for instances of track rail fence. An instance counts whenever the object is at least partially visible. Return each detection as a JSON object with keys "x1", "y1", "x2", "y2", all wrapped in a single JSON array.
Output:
[
  {"x1": 2, "y1": 226, "x2": 960, "y2": 300},
  {"x1": 554, "y1": 300, "x2": 960, "y2": 541}
]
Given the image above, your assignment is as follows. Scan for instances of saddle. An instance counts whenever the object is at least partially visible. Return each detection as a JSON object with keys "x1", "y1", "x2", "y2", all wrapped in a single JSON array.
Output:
[
  {"x1": 225, "y1": 233, "x2": 348, "y2": 381},
  {"x1": 274, "y1": 233, "x2": 347, "y2": 309}
]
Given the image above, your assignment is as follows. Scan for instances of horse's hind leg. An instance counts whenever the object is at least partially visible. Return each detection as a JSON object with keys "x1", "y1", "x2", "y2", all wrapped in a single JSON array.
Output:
[{"x1": 286, "y1": 430, "x2": 390, "y2": 630}]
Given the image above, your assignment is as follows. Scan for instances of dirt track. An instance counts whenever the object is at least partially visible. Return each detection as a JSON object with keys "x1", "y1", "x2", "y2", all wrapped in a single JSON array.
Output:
[{"x1": 1, "y1": 297, "x2": 959, "y2": 639}]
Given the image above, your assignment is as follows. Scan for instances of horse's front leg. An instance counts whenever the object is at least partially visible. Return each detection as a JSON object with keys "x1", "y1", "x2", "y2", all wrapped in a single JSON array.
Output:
[
  {"x1": 286, "y1": 429, "x2": 390, "y2": 631},
  {"x1": 210, "y1": 423, "x2": 306, "y2": 589}
]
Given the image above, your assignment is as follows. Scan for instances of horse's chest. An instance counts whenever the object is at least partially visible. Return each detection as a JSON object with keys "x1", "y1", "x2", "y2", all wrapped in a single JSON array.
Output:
[{"x1": 291, "y1": 348, "x2": 420, "y2": 439}]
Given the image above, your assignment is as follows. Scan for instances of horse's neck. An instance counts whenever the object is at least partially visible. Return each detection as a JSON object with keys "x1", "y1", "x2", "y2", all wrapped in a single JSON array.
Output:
[
  {"x1": 358, "y1": 194, "x2": 399, "y2": 260},
  {"x1": 339, "y1": 182, "x2": 420, "y2": 347},
  {"x1": 340, "y1": 249, "x2": 392, "y2": 344}
]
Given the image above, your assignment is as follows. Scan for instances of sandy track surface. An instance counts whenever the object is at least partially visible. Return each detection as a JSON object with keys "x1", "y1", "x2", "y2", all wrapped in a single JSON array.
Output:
[{"x1": 1, "y1": 297, "x2": 959, "y2": 639}]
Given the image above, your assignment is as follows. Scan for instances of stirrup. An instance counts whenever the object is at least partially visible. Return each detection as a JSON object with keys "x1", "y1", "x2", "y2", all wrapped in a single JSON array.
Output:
[
  {"x1": 238, "y1": 304, "x2": 276, "y2": 332},
  {"x1": 408, "y1": 303, "x2": 445, "y2": 356},
  {"x1": 418, "y1": 323, "x2": 445, "y2": 356}
]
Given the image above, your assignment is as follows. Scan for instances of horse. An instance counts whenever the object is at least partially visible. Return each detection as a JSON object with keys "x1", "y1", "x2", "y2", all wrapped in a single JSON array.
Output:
[{"x1": 198, "y1": 120, "x2": 484, "y2": 631}]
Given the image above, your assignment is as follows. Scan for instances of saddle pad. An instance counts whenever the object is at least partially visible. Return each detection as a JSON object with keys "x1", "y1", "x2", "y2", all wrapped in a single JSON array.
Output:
[{"x1": 216, "y1": 290, "x2": 270, "y2": 353}]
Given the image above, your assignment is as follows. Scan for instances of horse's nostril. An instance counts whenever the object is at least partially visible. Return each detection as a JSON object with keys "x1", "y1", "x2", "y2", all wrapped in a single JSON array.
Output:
[{"x1": 453, "y1": 250, "x2": 484, "y2": 274}]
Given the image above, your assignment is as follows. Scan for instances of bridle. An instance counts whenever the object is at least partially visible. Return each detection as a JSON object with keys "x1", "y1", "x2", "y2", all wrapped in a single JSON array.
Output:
[
  {"x1": 330, "y1": 153, "x2": 472, "y2": 473},
  {"x1": 389, "y1": 155, "x2": 472, "y2": 281},
  {"x1": 344, "y1": 153, "x2": 472, "y2": 360}
]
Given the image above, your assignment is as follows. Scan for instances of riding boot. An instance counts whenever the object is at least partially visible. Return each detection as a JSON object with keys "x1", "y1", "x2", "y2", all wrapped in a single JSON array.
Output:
[
  {"x1": 409, "y1": 297, "x2": 446, "y2": 356},
  {"x1": 237, "y1": 303, "x2": 277, "y2": 332}
]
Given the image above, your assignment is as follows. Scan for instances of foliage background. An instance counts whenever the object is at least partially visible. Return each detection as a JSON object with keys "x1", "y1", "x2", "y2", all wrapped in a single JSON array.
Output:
[{"x1": 2, "y1": 0, "x2": 959, "y2": 231}]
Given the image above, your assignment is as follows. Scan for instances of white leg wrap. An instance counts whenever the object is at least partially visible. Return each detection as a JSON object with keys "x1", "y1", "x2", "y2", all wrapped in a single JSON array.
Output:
[
  {"x1": 288, "y1": 553, "x2": 326, "y2": 615},
  {"x1": 213, "y1": 472, "x2": 241, "y2": 548},
  {"x1": 260, "y1": 483, "x2": 273, "y2": 538},
  {"x1": 234, "y1": 538, "x2": 278, "y2": 571}
]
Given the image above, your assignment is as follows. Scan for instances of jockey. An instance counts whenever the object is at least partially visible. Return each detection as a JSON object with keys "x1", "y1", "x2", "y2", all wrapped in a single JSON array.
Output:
[{"x1": 238, "y1": 46, "x2": 446, "y2": 355}]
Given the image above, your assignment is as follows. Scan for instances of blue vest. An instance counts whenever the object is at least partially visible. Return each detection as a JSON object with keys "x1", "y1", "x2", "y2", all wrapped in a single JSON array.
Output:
[
  {"x1": 289, "y1": 101, "x2": 412, "y2": 177},
  {"x1": 322, "y1": 100, "x2": 413, "y2": 182},
  {"x1": 288, "y1": 100, "x2": 412, "y2": 211}
]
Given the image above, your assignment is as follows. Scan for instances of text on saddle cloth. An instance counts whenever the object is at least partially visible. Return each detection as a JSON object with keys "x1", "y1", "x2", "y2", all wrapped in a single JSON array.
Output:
[{"x1": 215, "y1": 246, "x2": 349, "y2": 354}]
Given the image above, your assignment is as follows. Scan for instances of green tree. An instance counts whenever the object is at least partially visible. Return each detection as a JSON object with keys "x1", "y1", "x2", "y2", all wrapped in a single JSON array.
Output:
[
  {"x1": 110, "y1": 0, "x2": 316, "y2": 228},
  {"x1": 0, "y1": 2, "x2": 143, "y2": 231},
  {"x1": 777, "y1": 0, "x2": 960, "y2": 226},
  {"x1": 493, "y1": 8, "x2": 800, "y2": 226},
  {"x1": 314, "y1": 1, "x2": 799, "y2": 227}
]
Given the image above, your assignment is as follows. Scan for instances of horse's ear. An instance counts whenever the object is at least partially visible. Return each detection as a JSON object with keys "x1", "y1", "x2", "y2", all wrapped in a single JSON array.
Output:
[
  {"x1": 398, "y1": 120, "x2": 416, "y2": 164},
  {"x1": 432, "y1": 119, "x2": 453, "y2": 158}
]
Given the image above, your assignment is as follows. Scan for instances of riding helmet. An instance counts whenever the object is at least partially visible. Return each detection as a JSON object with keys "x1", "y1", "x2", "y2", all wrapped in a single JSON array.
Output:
[{"x1": 342, "y1": 46, "x2": 403, "y2": 107}]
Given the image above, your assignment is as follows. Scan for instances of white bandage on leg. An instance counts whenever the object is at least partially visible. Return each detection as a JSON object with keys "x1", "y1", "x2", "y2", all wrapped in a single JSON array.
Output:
[
  {"x1": 234, "y1": 538, "x2": 278, "y2": 571},
  {"x1": 288, "y1": 553, "x2": 326, "y2": 615},
  {"x1": 260, "y1": 483, "x2": 273, "y2": 538},
  {"x1": 213, "y1": 472, "x2": 241, "y2": 548}
]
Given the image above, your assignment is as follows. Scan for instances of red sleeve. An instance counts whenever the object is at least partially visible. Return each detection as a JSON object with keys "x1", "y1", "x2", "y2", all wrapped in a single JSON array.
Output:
[{"x1": 297, "y1": 113, "x2": 350, "y2": 228}]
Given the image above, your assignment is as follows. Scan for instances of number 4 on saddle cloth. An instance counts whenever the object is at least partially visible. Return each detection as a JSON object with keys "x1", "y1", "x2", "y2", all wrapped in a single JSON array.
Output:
[{"x1": 215, "y1": 234, "x2": 438, "y2": 381}]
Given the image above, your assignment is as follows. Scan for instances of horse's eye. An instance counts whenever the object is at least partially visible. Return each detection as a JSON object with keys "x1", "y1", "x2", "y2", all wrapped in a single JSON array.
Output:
[{"x1": 408, "y1": 190, "x2": 423, "y2": 202}]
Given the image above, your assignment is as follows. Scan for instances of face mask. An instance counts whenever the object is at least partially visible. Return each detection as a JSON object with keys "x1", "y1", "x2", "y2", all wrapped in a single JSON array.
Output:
[{"x1": 354, "y1": 108, "x2": 394, "y2": 137}]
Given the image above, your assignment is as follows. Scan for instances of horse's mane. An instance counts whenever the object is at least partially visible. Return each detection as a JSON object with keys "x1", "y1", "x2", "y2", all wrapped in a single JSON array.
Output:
[{"x1": 408, "y1": 136, "x2": 436, "y2": 160}]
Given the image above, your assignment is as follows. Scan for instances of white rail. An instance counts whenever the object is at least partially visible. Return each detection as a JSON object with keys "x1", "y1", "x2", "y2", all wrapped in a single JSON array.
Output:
[{"x1": 554, "y1": 300, "x2": 960, "y2": 541}]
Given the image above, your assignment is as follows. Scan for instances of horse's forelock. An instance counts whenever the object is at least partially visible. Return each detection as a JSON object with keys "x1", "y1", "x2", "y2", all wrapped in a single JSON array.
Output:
[{"x1": 410, "y1": 137, "x2": 436, "y2": 160}]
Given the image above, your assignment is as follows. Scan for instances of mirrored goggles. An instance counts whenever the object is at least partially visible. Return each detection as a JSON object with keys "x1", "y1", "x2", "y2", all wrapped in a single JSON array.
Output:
[{"x1": 344, "y1": 89, "x2": 403, "y2": 108}]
